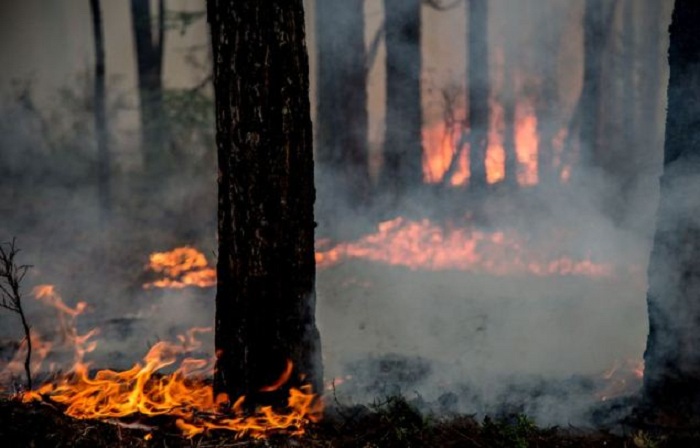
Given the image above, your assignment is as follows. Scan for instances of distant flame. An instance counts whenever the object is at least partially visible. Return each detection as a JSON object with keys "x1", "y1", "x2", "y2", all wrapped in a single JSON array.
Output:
[
  {"x1": 598, "y1": 359, "x2": 644, "y2": 401},
  {"x1": 315, "y1": 217, "x2": 613, "y2": 278},
  {"x1": 144, "y1": 247, "x2": 216, "y2": 289}
]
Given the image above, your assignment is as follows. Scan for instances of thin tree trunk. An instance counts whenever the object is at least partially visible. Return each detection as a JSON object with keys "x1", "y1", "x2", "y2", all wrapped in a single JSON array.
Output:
[
  {"x1": 382, "y1": 0, "x2": 423, "y2": 196},
  {"x1": 467, "y1": 0, "x2": 489, "y2": 189},
  {"x1": 316, "y1": 0, "x2": 369, "y2": 205},
  {"x1": 90, "y1": 0, "x2": 110, "y2": 217},
  {"x1": 130, "y1": 0, "x2": 167, "y2": 175},
  {"x1": 643, "y1": 0, "x2": 700, "y2": 414},
  {"x1": 208, "y1": 0, "x2": 323, "y2": 407}
]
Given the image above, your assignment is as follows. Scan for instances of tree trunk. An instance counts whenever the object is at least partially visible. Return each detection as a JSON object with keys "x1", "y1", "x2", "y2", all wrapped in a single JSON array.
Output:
[
  {"x1": 316, "y1": 0, "x2": 369, "y2": 206},
  {"x1": 130, "y1": 0, "x2": 167, "y2": 175},
  {"x1": 382, "y1": 0, "x2": 423, "y2": 196},
  {"x1": 208, "y1": 0, "x2": 323, "y2": 407},
  {"x1": 90, "y1": 0, "x2": 110, "y2": 217},
  {"x1": 467, "y1": 0, "x2": 489, "y2": 189},
  {"x1": 643, "y1": 0, "x2": 700, "y2": 414},
  {"x1": 580, "y1": 0, "x2": 606, "y2": 168}
]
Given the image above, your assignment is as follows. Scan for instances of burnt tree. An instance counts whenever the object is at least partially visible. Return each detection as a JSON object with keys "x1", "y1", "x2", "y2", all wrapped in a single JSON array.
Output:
[
  {"x1": 316, "y1": 0, "x2": 369, "y2": 205},
  {"x1": 467, "y1": 0, "x2": 489, "y2": 189},
  {"x1": 130, "y1": 0, "x2": 167, "y2": 174},
  {"x1": 644, "y1": 0, "x2": 700, "y2": 413},
  {"x1": 208, "y1": 0, "x2": 323, "y2": 405},
  {"x1": 90, "y1": 0, "x2": 110, "y2": 216},
  {"x1": 382, "y1": 0, "x2": 424, "y2": 196}
]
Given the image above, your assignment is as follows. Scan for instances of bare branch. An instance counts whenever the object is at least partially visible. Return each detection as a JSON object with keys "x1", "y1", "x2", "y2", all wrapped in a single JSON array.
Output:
[{"x1": 0, "y1": 238, "x2": 34, "y2": 390}]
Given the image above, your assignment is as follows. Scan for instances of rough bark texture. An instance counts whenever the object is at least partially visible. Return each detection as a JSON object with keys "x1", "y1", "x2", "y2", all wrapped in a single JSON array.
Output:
[
  {"x1": 382, "y1": 0, "x2": 423, "y2": 195},
  {"x1": 643, "y1": 0, "x2": 700, "y2": 413},
  {"x1": 467, "y1": 0, "x2": 489, "y2": 189},
  {"x1": 130, "y1": 0, "x2": 167, "y2": 175},
  {"x1": 316, "y1": 0, "x2": 369, "y2": 205},
  {"x1": 208, "y1": 0, "x2": 322, "y2": 406},
  {"x1": 90, "y1": 0, "x2": 110, "y2": 217}
]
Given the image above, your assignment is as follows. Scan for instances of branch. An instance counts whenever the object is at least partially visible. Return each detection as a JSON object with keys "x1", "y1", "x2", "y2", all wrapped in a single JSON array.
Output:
[{"x1": 0, "y1": 238, "x2": 33, "y2": 390}]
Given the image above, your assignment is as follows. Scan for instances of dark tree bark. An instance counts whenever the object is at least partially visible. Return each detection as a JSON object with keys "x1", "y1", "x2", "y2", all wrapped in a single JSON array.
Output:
[
  {"x1": 130, "y1": 0, "x2": 167, "y2": 175},
  {"x1": 316, "y1": 0, "x2": 369, "y2": 206},
  {"x1": 90, "y1": 0, "x2": 110, "y2": 217},
  {"x1": 580, "y1": 0, "x2": 606, "y2": 168},
  {"x1": 382, "y1": 0, "x2": 423, "y2": 195},
  {"x1": 208, "y1": 0, "x2": 323, "y2": 406},
  {"x1": 643, "y1": 0, "x2": 700, "y2": 414},
  {"x1": 467, "y1": 0, "x2": 489, "y2": 189}
]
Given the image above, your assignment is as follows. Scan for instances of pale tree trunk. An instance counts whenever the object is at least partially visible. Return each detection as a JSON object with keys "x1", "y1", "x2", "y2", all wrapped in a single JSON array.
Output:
[{"x1": 208, "y1": 0, "x2": 322, "y2": 407}]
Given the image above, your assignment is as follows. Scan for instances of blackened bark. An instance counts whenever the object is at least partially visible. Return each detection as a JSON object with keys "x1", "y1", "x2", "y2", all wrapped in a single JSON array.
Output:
[
  {"x1": 208, "y1": 0, "x2": 323, "y2": 406},
  {"x1": 580, "y1": 0, "x2": 605, "y2": 167},
  {"x1": 643, "y1": 0, "x2": 700, "y2": 413},
  {"x1": 467, "y1": 0, "x2": 489, "y2": 189},
  {"x1": 90, "y1": 0, "x2": 110, "y2": 217},
  {"x1": 316, "y1": 0, "x2": 369, "y2": 206},
  {"x1": 382, "y1": 0, "x2": 423, "y2": 195},
  {"x1": 130, "y1": 0, "x2": 167, "y2": 174}
]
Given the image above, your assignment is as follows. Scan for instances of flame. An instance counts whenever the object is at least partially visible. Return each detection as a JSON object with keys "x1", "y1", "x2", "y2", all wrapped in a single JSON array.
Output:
[
  {"x1": 21, "y1": 328, "x2": 321, "y2": 438},
  {"x1": 422, "y1": 101, "x2": 541, "y2": 187},
  {"x1": 315, "y1": 217, "x2": 613, "y2": 277},
  {"x1": 144, "y1": 247, "x2": 216, "y2": 289}
]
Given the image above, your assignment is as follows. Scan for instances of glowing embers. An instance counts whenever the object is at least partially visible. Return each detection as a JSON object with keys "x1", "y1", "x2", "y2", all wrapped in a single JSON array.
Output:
[
  {"x1": 315, "y1": 217, "x2": 613, "y2": 278},
  {"x1": 143, "y1": 246, "x2": 216, "y2": 289},
  {"x1": 598, "y1": 359, "x2": 644, "y2": 402}
]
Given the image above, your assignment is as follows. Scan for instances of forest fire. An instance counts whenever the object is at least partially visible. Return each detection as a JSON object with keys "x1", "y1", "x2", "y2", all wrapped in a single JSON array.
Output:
[
  {"x1": 422, "y1": 100, "x2": 542, "y2": 187},
  {"x1": 7, "y1": 287, "x2": 322, "y2": 439},
  {"x1": 144, "y1": 247, "x2": 216, "y2": 289},
  {"x1": 315, "y1": 217, "x2": 613, "y2": 277},
  {"x1": 598, "y1": 359, "x2": 645, "y2": 402}
]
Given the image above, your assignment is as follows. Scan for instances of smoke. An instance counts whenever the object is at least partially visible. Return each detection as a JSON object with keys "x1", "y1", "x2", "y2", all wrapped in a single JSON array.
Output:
[{"x1": 0, "y1": 0, "x2": 678, "y2": 429}]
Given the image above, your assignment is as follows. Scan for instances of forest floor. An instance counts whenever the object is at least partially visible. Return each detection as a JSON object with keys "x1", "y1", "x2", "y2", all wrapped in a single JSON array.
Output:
[{"x1": 2, "y1": 394, "x2": 700, "y2": 448}]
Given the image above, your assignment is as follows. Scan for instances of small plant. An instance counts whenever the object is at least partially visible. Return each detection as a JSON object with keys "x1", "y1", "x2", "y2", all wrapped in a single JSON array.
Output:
[{"x1": 0, "y1": 239, "x2": 33, "y2": 390}]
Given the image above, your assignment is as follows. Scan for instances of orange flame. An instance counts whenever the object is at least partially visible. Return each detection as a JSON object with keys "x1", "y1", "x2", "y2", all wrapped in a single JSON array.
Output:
[
  {"x1": 144, "y1": 247, "x2": 216, "y2": 289},
  {"x1": 22, "y1": 328, "x2": 321, "y2": 438},
  {"x1": 315, "y1": 217, "x2": 613, "y2": 278}
]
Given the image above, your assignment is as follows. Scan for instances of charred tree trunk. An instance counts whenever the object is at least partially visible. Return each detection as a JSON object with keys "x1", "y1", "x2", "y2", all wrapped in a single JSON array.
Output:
[
  {"x1": 90, "y1": 0, "x2": 110, "y2": 217},
  {"x1": 580, "y1": 0, "x2": 606, "y2": 168},
  {"x1": 382, "y1": 0, "x2": 423, "y2": 196},
  {"x1": 467, "y1": 0, "x2": 489, "y2": 189},
  {"x1": 208, "y1": 0, "x2": 323, "y2": 406},
  {"x1": 130, "y1": 0, "x2": 167, "y2": 175},
  {"x1": 643, "y1": 0, "x2": 700, "y2": 414},
  {"x1": 316, "y1": 0, "x2": 369, "y2": 206}
]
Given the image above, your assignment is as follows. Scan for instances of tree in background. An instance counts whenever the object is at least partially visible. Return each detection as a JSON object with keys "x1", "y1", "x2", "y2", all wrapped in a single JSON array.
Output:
[
  {"x1": 316, "y1": 0, "x2": 369, "y2": 206},
  {"x1": 89, "y1": 0, "x2": 110, "y2": 217},
  {"x1": 643, "y1": 0, "x2": 700, "y2": 415},
  {"x1": 208, "y1": 0, "x2": 323, "y2": 406},
  {"x1": 467, "y1": 0, "x2": 489, "y2": 189},
  {"x1": 381, "y1": 0, "x2": 423, "y2": 197},
  {"x1": 130, "y1": 0, "x2": 168, "y2": 175}
]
